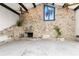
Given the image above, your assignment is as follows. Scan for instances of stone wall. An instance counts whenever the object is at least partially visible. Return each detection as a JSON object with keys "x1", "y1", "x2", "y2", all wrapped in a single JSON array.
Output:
[
  {"x1": 22, "y1": 4, "x2": 75, "y2": 40},
  {"x1": 0, "y1": 4, "x2": 75, "y2": 40}
]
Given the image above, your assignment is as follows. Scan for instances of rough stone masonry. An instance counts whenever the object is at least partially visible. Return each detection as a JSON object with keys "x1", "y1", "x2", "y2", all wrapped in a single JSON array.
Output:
[{"x1": 0, "y1": 4, "x2": 76, "y2": 41}]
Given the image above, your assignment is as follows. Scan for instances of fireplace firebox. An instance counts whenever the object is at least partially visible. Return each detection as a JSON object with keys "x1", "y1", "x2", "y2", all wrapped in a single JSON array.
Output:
[{"x1": 27, "y1": 32, "x2": 33, "y2": 37}]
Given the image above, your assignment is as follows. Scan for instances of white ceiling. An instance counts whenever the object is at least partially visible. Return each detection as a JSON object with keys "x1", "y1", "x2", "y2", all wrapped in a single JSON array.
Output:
[
  {"x1": 68, "y1": 4, "x2": 79, "y2": 9},
  {"x1": 35, "y1": 3, "x2": 40, "y2": 5},
  {"x1": 4, "y1": 3, "x2": 21, "y2": 13},
  {"x1": 3, "y1": 3, "x2": 79, "y2": 13},
  {"x1": 4, "y1": 3, "x2": 40, "y2": 13},
  {"x1": 23, "y1": 3, "x2": 33, "y2": 9}
]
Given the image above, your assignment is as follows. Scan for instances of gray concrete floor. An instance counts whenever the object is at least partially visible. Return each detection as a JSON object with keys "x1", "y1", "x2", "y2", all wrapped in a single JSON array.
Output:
[{"x1": 0, "y1": 39, "x2": 79, "y2": 56}]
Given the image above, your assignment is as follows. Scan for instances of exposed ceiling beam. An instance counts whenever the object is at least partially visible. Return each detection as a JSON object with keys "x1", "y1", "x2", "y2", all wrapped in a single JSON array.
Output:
[
  {"x1": 74, "y1": 5, "x2": 79, "y2": 11},
  {"x1": 0, "y1": 3, "x2": 20, "y2": 15},
  {"x1": 62, "y1": 3, "x2": 69, "y2": 8},
  {"x1": 32, "y1": 3, "x2": 36, "y2": 8},
  {"x1": 52, "y1": 3, "x2": 54, "y2": 5},
  {"x1": 18, "y1": 3, "x2": 28, "y2": 12}
]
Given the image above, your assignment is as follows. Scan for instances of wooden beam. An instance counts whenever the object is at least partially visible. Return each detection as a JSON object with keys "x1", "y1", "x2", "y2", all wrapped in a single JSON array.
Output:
[
  {"x1": 74, "y1": 5, "x2": 79, "y2": 11},
  {"x1": 0, "y1": 3, "x2": 20, "y2": 15},
  {"x1": 32, "y1": 3, "x2": 36, "y2": 8},
  {"x1": 62, "y1": 3, "x2": 69, "y2": 8},
  {"x1": 76, "y1": 35, "x2": 79, "y2": 38},
  {"x1": 52, "y1": 3, "x2": 54, "y2": 5},
  {"x1": 18, "y1": 3, "x2": 28, "y2": 12}
]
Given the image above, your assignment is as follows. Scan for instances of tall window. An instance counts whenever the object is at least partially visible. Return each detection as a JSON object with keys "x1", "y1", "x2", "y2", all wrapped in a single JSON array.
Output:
[{"x1": 44, "y1": 3, "x2": 55, "y2": 21}]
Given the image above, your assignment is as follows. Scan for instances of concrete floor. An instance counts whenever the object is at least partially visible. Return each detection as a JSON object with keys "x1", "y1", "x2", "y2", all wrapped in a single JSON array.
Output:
[{"x1": 0, "y1": 39, "x2": 79, "y2": 56}]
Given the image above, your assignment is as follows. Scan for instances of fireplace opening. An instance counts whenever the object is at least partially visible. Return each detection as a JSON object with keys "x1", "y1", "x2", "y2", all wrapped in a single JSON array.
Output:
[{"x1": 27, "y1": 32, "x2": 33, "y2": 37}]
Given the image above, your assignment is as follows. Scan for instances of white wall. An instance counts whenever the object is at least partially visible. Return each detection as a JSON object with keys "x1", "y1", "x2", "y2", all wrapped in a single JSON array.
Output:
[
  {"x1": 75, "y1": 9, "x2": 79, "y2": 35},
  {"x1": 0, "y1": 6, "x2": 19, "y2": 31}
]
